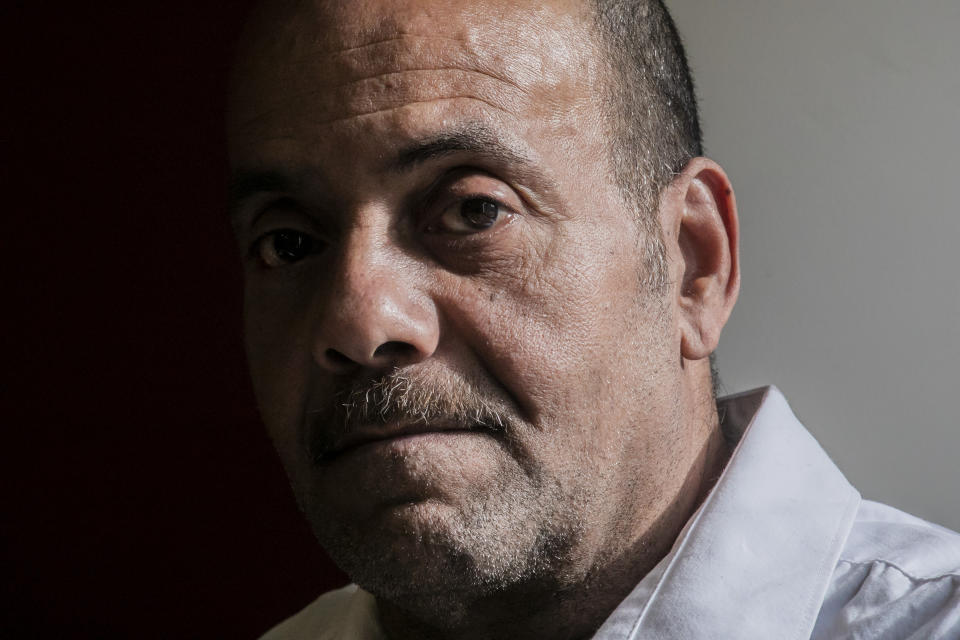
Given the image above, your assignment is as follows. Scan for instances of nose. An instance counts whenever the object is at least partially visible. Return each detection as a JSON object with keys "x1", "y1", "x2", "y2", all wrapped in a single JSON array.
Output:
[{"x1": 311, "y1": 231, "x2": 439, "y2": 374}]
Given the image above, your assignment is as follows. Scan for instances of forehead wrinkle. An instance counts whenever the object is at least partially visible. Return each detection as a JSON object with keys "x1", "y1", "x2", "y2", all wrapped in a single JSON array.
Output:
[
  {"x1": 321, "y1": 35, "x2": 530, "y2": 93},
  {"x1": 305, "y1": 34, "x2": 471, "y2": 60},
  {"x1": 276, "y1": 35, "x2": 532, "y2": 108},
  {"x1": 233, "y1": 66, "x2": 526, "y2": 136},
  {"x1": 231, "y1": 2, "x2": 603, "y2": 136},
  {"x1": 327, "y1": 67, "x2": 527, "y2": 120},
  {"x1": 316, "y1": 95, "x2": 518, "y2": 129},
  {"x1": 327, "y1": 65, "x2": 527, "y2": 97},
  {"x1": 241, "y1": 10, "x2": 582, "y2": 100},
  {"x1": 228, "y1": 96, "x2": 522, "y2": 168},
  {"x1": 231, "y1": 95, "x2": 519, "y2": 140}
]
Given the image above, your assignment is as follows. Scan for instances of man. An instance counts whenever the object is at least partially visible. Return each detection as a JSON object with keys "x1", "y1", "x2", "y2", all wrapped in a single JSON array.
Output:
[{"x1": 227, "y1": 0, "x2": 960, "y2": 638}]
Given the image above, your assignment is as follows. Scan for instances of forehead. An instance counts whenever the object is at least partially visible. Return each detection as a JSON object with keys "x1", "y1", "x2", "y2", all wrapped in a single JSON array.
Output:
[{"x1": 228, "y1": 0, "x2": 607, "y2": 171}]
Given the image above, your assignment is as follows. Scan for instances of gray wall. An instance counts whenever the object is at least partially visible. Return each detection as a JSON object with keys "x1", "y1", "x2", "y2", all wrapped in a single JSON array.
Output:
[{"x1": 665, "y1": 0, "x2": 960, "y2": 530}]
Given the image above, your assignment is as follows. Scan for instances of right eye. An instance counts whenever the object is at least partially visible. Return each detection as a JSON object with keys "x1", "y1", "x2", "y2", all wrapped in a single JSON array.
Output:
[
  {"x1": 254, "y1": 229, "x2": 320, "y2": 267},
  {"x1": 430, "y1": 197, "x2": 508, "y2": 235}
]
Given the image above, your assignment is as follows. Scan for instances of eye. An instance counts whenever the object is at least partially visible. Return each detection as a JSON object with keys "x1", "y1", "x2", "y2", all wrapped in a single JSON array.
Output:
[
  {"x1": 431, "y1": 197, "x2": 508, "y2": 235},
  {"x1": 254, "y1": 229, "x2": 321, "y2": 267}
]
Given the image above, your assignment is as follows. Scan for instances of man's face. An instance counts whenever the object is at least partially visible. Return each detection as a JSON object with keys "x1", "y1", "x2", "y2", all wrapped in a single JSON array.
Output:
[{"x1": 229, "y1": 0, "x2": 688, "y2": 611}]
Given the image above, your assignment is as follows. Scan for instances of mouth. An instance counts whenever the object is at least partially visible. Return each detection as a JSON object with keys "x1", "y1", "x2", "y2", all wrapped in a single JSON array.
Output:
[{"x1": 314, "y1": 421, "x2": 482, "y2": 464}]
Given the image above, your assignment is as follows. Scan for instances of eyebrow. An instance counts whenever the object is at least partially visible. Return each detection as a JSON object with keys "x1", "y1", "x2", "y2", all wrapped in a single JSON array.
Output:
[
  {"x1": 228, "y1": 123, "x2": 558, "y2": 217},
  {"x1": 392, "y1": 123, "x2": 532, "y2": 172},
  {"x1": 228, "y1": 170, "x2": 295, "y2": 218},
  {"x1": 392, "y1": 123, "x2": 561, "y2": 202}
]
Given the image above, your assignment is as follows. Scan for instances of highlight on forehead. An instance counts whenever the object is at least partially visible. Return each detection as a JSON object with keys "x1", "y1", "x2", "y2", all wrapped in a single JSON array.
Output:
[
  {"x1": 230, "y1": 0, "x2": 603, "y2": 112},
  {"x1": 228, "y1": 5, "x2": 607, "y2": 156}
]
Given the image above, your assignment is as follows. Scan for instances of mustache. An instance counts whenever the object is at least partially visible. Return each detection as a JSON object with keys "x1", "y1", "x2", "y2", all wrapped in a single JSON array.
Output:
[{"x1": 307, "y1": 367, "x2": 516, "y2": 461}]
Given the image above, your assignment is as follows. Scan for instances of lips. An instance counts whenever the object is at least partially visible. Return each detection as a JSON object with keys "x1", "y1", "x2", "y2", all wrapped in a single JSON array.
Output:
[{"x1": 315, "y1": 421, "x2": 476, "y2": 463}]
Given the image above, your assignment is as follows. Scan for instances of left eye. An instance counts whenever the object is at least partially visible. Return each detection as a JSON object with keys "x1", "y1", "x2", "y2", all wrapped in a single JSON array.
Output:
[
  {"x1": 433, "y1": 198, "x2": 506, "y2": 234},
  {"x1": 254, "y1": 229, "x2": 320, "y2": 267}
]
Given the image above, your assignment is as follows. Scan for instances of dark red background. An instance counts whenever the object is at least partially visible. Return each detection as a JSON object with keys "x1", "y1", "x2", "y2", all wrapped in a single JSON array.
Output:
[{"x1": 2, "y1": 3, "x2": 347, "y2": 637}]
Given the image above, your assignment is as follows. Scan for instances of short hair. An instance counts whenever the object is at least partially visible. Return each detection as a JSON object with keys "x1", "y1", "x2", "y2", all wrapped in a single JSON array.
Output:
[
  {"x1": 590, "y1": 1, "x2": 721, "y2": 396},
  {"x1": 590, "y1": 0, "x2": 702, "y2": 290}
]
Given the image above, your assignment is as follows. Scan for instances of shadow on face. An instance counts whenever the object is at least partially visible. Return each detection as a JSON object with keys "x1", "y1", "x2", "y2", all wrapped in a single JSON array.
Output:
[{"x1": 226, "y1": 0, "x2": 703, "y2": 626}]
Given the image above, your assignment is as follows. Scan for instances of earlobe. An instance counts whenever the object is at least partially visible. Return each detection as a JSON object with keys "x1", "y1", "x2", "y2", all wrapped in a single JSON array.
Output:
[{"x1": 665, "y1": 158, "x2": 740, "y2": 361}]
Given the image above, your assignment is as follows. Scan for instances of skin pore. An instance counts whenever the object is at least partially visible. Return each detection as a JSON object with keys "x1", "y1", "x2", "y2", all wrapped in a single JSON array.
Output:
[{"x1": 228, "y1": 0, "x2": 739, "y2": 638}]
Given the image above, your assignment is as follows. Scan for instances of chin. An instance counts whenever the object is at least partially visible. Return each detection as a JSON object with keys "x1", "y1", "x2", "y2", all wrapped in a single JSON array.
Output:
[{"x1": 305, "y1": 482, "x2": 584, "y2": 618}]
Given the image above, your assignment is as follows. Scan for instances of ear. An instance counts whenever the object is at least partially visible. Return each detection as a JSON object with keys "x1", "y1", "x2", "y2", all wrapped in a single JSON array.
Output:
[{"x1": 659, "y1": 157, "x2": 740, "y2": 361}]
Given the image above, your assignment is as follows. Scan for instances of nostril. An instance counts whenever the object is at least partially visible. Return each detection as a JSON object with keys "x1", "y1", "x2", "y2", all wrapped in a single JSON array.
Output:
[
  {"x1": 373, "y1": 341, "x2": 416, "y2": 360},
  {"x1": 319, "y1": 342, "x2": 422, "y2": 372},
  {"x1": 325, "y1": 348, "x2": 356, "y2": 368}
]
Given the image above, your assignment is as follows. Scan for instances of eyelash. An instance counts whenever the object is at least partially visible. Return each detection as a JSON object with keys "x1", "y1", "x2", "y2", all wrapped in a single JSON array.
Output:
[
  {"x1": 424, "y1": 193, "x2": 512, "y2": 234},
  {"x1": 248, "y1": 228, "x2": 322, "y2": 268}
]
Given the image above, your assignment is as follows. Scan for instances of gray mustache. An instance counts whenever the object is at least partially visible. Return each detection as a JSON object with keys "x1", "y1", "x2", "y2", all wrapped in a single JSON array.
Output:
[{"x1": 308, "y1": 369, "x2": 514, "y2": 461}]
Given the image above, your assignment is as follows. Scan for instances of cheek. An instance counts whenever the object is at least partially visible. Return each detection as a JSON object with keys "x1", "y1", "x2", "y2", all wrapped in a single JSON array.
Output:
[
  {"x1": 450, "y1": 221, "x2": 666, "y2": 431},
  {"x1": 243, "y1": 283, "x2": 315, "y2": 455}
]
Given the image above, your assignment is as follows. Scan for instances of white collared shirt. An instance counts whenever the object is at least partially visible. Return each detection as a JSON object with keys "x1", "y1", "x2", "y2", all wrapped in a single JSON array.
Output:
[{"x1": 262, "y1": 387, "x2": 960, "y2": 639}]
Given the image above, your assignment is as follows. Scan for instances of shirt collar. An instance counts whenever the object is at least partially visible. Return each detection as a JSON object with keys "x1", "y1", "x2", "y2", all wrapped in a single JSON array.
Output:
[{"x1": 594, "y1": 386, "x2": 862, "y2": 640}]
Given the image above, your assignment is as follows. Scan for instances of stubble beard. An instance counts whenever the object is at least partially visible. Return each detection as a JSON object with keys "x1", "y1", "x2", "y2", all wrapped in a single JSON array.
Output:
[
  {"x1": 309, "y1": 460, "x2": 583, "y2": 622},
  {"x1": 293, "y1": 366, "x2": 589, "y2": 623}
]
